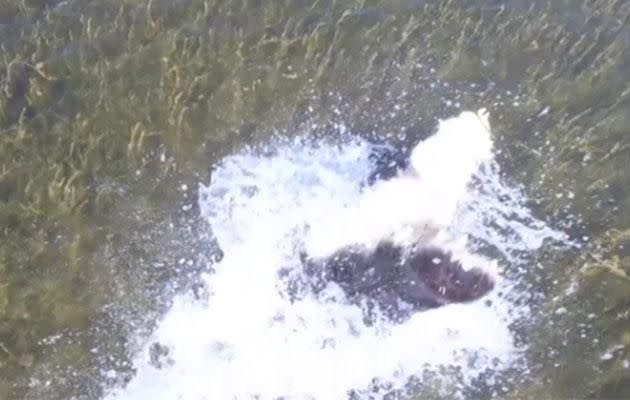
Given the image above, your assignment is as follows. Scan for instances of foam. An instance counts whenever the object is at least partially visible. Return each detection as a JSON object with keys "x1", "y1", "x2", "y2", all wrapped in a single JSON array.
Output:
[
  {"x1": 104, "y1": 112, "x2": 568, "y2": 400},
  {"x1": 304, "y1": 110, "x2": 494, "y2": 258}
]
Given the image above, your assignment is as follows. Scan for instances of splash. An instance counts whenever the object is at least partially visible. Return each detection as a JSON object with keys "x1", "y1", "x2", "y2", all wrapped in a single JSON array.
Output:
[
  {"x1": 104, "y1": 112, "x2": 569, "y2": 400},
  {"x1": 304, "y1": 109, "x2": 495, "y2": 258}
]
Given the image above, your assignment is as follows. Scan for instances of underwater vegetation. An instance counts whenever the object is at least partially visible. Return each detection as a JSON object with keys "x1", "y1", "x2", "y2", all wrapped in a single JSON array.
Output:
[{"x1": 0, "y1": 0, "x2": 629, "y2": 399}]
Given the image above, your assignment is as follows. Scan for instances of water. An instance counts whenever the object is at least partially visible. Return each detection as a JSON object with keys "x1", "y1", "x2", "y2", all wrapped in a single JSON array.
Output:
[
  {"x1": 2, "y1": 1, "x2": 628, "y2": 398},
  {"x1": 104, "y1": 111, "x2": 570, "y2": 400}
]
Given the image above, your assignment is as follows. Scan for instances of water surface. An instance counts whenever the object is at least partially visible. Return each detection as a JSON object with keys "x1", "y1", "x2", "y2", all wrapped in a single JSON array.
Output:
[{"x1": 0, "y1": 1, "x2": 629, "y2": 399}]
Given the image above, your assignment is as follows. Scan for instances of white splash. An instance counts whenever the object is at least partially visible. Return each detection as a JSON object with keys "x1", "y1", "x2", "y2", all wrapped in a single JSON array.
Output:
[
  {"x1": 305, "y1": 110, "x2": 494, "y2": 258},
  {"x1": 104, "y1": 111, "x2": 568, "y2": 400}
]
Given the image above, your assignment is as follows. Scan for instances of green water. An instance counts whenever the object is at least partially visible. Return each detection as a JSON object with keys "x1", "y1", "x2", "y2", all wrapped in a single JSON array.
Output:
[{"x1": 0, "y1": 0, "x2": 629, "y2": 399}]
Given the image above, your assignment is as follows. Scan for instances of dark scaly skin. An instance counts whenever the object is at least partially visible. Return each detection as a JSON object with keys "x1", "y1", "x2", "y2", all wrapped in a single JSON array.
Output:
[{"x1": 298, "y1": 242, "x2": 494, "y2": 322}]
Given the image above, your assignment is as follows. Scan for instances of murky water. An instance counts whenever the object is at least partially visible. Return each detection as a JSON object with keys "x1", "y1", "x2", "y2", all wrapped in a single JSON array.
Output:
[
  {"x1": 102, "y1": 112, "x2": 572, "y2": 400},
  {"x1": 1, "y1": 1, "x2": 629, "y2": 399}
]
